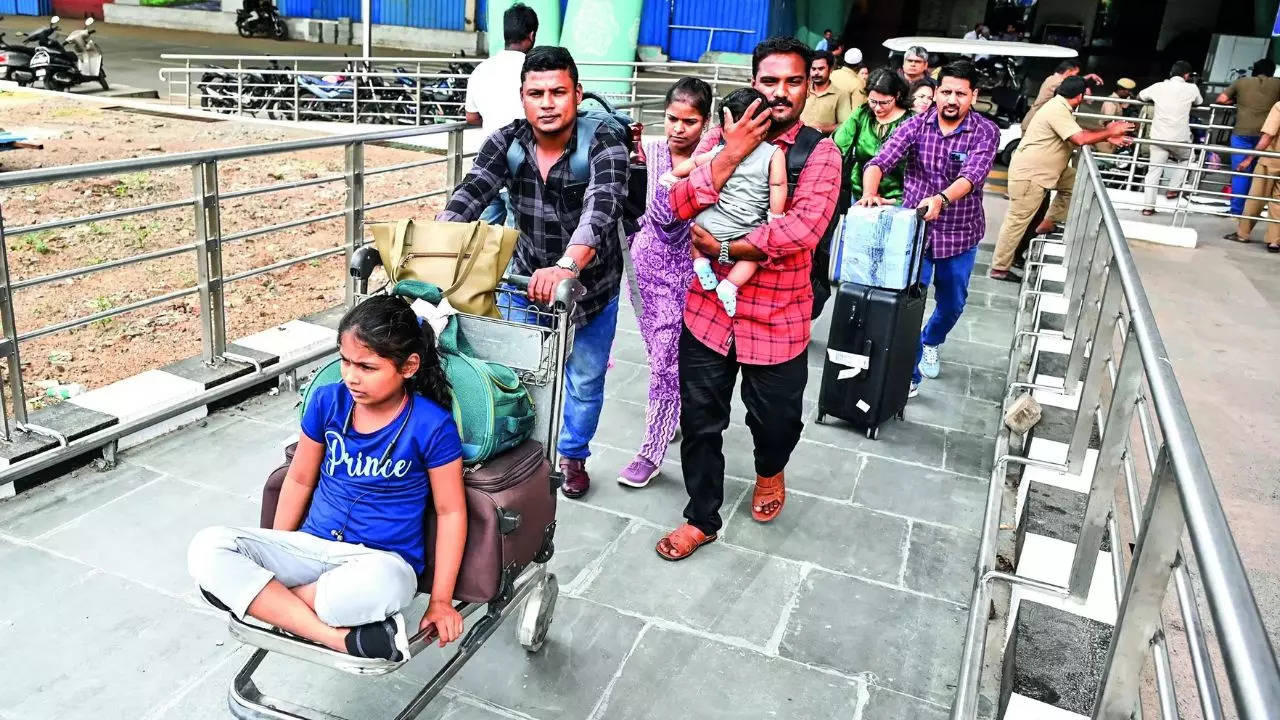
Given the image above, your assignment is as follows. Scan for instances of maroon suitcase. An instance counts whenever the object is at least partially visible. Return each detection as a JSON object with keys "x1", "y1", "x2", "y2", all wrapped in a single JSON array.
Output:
[{"x1": 261, "y1": 439, "x2": 556, "y2": 604}]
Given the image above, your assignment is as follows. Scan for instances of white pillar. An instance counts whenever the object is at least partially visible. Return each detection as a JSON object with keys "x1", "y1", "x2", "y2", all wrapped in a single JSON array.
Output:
[{"x1": 361, "y1": 0, "x2": 372, "y2": 58}]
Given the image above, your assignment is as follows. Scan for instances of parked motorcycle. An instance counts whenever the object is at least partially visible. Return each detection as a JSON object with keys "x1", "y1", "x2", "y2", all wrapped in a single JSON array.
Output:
[
  {"x1": 0, "y1": 16, "x2": 62, "y2": 86},
  {"x1": 29, "y1": 16, "x2": 107, "y2": 92},
  {"x1": 236, "y1": 0, "x2": 286, "y2": 40}
]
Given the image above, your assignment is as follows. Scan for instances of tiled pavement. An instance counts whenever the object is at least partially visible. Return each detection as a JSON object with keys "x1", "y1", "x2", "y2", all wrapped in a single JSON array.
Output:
[{"x1": 0, "y1": 243, "x2": 1015, "y2": 720}]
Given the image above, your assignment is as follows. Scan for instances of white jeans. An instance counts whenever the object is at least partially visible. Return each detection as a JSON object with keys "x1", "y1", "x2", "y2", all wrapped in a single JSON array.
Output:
[
  {"x1": 187, "y1": 526, "x2": 418, "y2": 627},
  {"x1": 1143, "y1": 143, "x2": 1191, "y2": 209}
]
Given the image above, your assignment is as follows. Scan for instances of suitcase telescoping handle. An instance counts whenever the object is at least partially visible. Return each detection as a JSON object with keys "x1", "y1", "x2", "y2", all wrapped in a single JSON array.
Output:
[{"x1": 909, "y1": 206, "x2": 929, "y2": 295}]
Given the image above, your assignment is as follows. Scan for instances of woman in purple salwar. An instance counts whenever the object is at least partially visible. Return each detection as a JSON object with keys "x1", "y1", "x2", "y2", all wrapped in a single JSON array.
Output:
[{"x1": 617, "y1": 79, "x2": 713, "y2": 488}]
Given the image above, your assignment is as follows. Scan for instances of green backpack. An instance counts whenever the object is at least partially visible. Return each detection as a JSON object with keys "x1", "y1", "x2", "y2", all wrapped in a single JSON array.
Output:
[{"x1": 300, "y1": 281, "x2": 536, "y2": 465}]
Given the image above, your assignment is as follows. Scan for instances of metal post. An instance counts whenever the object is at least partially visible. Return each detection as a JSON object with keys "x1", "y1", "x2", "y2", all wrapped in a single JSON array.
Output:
[
  {"x1": 236, "y1": 60, "x2": 243, "y2": 117},
  {"x1": 415, "y1": 62, "x2": 422, "y2": 126},
  {"x1": 1064, "y1": 265, "x2": 1121, "y2": 474},
  {"x1": 293, "y1": 61, "x2": 300, "y2": 123},
  {"x1": 1063, "y1": 220, "x2": 1111, "y2": 394},
  {"x1": 446, "y1": 128, "x2": 464, "y2": 191},
  {"x1": 191, "y1": 162, "x2": 227, "y2": 362},
  {"x1": 185, "y1": 58, "x2": 192, "y2": 110},
  {"x1": 0, "y1": 214, "x2": 26, "y2": 435},
  {"x1": 1068, "y1": 328, "x2": 1144, "y2": 599},
  {"x1": 1062, "y1": 192, "x2": 1100, "y2": 318},
  {"x1": 1092, "y1": 446, "x2": 1185, "y2": 719},
  {"x1": 629, "y1": 64, "x2": 638, "y2": 106},
  {"x1": 343, "y1": 143, "x2": 365, "y2": 308},
  {"x1": 352, "y1": 71, "x2": 360, "y2": 124},
  {"x1": 361, "y1": 0, "x2": 372, "y2": 59}
]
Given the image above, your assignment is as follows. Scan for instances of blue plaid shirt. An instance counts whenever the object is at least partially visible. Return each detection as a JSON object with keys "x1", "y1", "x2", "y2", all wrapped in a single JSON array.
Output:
[{"x1": 438, "y1": 118, "x2": 629, "y2": 325}]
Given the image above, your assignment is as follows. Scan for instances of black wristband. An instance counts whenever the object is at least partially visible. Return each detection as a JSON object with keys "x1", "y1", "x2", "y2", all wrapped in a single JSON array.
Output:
[{"x1": 936, "y1": 193, "x2": 951, "y2": 209}]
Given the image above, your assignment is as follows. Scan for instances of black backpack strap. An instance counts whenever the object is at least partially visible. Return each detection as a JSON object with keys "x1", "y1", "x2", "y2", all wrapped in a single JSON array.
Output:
[{"x1": 786, "y1": 126, "x2": 826, "y2": 200}]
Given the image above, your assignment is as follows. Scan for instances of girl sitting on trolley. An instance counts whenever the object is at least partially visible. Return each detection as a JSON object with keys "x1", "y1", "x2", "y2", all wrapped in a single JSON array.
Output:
[{"x1": 187, "y1": 295, "x2": 467, "y2": 661}]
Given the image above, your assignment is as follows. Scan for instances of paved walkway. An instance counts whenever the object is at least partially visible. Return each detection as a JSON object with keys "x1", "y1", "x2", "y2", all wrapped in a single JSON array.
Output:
[{"x1": 0, "y1": 236, "x2": 1016, "y2": 720}]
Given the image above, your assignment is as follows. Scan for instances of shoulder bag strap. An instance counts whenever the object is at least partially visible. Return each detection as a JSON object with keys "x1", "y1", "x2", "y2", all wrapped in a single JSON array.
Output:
[{"x1": 442, "y1": 220, "x2": 488, "y2": 297}]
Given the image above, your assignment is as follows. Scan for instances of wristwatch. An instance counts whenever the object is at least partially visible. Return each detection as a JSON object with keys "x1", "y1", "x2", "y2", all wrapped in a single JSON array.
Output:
[
  {"x1": 555, "y1": 256, "x2": 580, "y2": 277},
  {"x1": 718, "y1": 240, "x2": 731, "y2": 265},
  {"x1": 936, "y1": 193, "x2": 951, "y2": 209}
]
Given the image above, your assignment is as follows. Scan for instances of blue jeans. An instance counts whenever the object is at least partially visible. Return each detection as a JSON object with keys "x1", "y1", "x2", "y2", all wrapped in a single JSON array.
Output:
[
  {"x1": 913, "y1": 245, "x2": 979, "y2": 384},
  {"x1": 480, "y1": 189, "x2": 517, "y2": 228},
  {"x1": 1230, "y1": 134, "x2": 1260, "y2": 216},
  {"x1": 500, "y1": 290, "x2": 619, "y2": 460}
]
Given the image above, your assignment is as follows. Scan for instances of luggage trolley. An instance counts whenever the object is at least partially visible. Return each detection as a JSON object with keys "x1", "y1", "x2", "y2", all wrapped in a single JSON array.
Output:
[{"x1": 225, "y1": 248, "x2": 585, "y2": 720}]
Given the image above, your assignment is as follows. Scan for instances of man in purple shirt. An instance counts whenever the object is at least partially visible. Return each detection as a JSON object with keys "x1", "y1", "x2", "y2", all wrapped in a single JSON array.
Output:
[{"x1": 860, "y1": 60, "x2": 999, "y2": 395}]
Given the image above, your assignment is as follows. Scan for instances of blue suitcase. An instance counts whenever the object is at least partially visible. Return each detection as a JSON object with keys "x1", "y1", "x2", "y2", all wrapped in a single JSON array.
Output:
[{"x1": 829, "y1": 205, "x2": 922, "y2": 291}]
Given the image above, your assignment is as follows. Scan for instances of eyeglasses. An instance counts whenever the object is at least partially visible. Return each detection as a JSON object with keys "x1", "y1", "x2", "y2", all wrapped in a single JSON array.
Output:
[{"x1": 867, "y1": 98, "x2": 894, "y2": 107}]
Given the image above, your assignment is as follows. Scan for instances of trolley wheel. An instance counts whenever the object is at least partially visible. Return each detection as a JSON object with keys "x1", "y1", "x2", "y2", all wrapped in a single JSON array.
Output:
[
  {"x1": 896, "y1": 409, "x2": 905, "y2": 421},
  {"x1": 517, "y1": 573, "x2": 558, "y2": 653},
  {"x1": 865, "y1": 425, "x2": 878, "y2": 440},
  {"x1": 815, "y1": 412, "x2": 826, "y2": 425}
]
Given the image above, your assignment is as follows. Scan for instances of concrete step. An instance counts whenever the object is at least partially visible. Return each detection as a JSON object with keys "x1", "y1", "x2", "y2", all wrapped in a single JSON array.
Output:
[{"x1": 70, "y1": 84, "x2": 159, "y2": 100}]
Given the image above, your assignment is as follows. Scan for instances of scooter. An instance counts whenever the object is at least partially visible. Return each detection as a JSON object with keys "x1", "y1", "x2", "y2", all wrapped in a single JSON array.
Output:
[
  {"x1": 29, "y1": 17, "x2": 107, "y2": 92},
  {"x1": 236, "y1": 0, "x2": 287, "y2": 40},
  {"x1": 0, "y1": 16, "x2": 61, "y2": 86}
]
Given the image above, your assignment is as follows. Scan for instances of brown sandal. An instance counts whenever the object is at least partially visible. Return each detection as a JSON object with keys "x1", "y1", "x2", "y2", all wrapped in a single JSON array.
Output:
[
  {"x1": 655, "y1": 524, "x2": 717, "y2": 561},
  {"x1": 751, "y1": 472, "x2": 786, "y2": 523}
]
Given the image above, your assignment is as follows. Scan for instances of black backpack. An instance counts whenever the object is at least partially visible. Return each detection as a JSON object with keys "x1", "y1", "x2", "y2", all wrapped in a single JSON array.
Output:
[
  {"x1": 504, "y1": 92, "x2": 646, "y2": 234},
  {"x1": 787, "y1": 126, "x2": 852, "y2": 318}
]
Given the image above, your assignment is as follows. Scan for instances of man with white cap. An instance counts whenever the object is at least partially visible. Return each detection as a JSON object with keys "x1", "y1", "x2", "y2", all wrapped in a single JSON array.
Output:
[{"x1": 831, "y1": 47, "x2": 867, "y2": 108}]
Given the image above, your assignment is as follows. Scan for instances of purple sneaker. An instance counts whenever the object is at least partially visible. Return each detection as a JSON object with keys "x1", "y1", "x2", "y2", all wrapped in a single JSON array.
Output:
[{"x1": 618, "y1": 457, "x2": 660, "y2": 488}]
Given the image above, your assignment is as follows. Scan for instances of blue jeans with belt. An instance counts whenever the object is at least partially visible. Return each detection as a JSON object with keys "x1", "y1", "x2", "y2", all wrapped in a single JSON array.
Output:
[
  {"x1": 913, "y1": 245, "x2": 979, "y2": 384},
  {"x1": 499, "y1": 290, "x2": 619, "y2": 461},
  {"x1": 1230, "y1": 134, "x2": 1261, "y2": 216}
]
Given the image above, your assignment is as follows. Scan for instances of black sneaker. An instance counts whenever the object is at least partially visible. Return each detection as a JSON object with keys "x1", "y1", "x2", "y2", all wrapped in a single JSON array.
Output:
[{"x1": 345, "y1": 613, "x2": 410, "y2": 662}]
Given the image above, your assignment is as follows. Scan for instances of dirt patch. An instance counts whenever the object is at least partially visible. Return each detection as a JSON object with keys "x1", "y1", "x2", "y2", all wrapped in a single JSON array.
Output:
[{"x1": 1, "y1": 90, "x2": 449, "y2": 414}]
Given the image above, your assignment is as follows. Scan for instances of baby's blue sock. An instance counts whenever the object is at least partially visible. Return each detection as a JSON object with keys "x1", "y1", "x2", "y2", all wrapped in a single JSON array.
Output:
[{"x1": 693, "y1": 256, "x2": 718, "y2": 291}]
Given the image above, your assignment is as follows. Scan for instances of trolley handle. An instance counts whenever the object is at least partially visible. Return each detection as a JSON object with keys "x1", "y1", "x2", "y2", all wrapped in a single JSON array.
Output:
[{"x1": 503, "y1": 274, "x2": 587, "y2": 312}]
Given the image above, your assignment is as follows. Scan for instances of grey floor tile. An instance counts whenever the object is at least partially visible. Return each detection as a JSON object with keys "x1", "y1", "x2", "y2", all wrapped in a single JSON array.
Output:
[
  {"x1": 862, "y1": 685, "x2": 950, "y2": 720},
  {"x1": 39, "y1": 477, "x2": 259, "y2": 596},
  {"x1": 589, "y1": 399, "x2": 651, "y2": 454},
  {"x1": 581, "y1": 444, "x2": 749, "y2": 531},
  {"x1": 126, "y1": 415, "x2": 297, "y2": 500},
  {"x1": 602, "y1": 359, "x2": 652, "y2": 407},
  {"x1": 0, "y1": 461, "x2": 161, "y2": 539},
  {"x1": 853, "y1": 456, "x2": 988, "y2": 529},
  {"x1": 903, "y1": 522, "x2": 981, "y2": 605},
  {"x1": 548, "y1": 501, "x2": 631, "y2": 589},
  {"x1": 0, "y1": 540, "x2": 95, "y2": 625},
  {"x1": 929, "y1": 362, "x2": 973, "y2": 398},
  {"x1": 935, "y1": 338, "x2": 1008, "y2": 372},
  {"x1": 803, "y1": 412, "x2": 948, "y2": 469},
  {"x1": 968, "y1": 367, "x2": 1007, "y2": 403},
  {"x1": 412, "y1": 596, "x2": 646, "y2": 719},
  {"x1": 771, "y1": 440, "x2": 864, "y2": 500},
  {"x1": 944, "y1": 430, "x2": 996, "y2": 479},
  {"x1": 0, "y1": 570, "x2": 235, "y2": 720},
  {"x1": 583, "y1": 524, "x2": 802, "y2": 647},
  {"x1": 725, "y1": 492, "x2": 908, "y2": 583},
  {"x1": 596, "y1": 626, "x2": 862, "y2": 720},
  {"x1": 907, "y1": 390, "x2": 1001, "y2": 437},
  {"x1": 607, "y1": 330, "x2": 650, "y2": 367},
  {"x1": 965, "y1": 314, "x2": 1015, "y2": 348},
  {"x1": 780, "y1": 569, "x2": 967, "y2": 706}
]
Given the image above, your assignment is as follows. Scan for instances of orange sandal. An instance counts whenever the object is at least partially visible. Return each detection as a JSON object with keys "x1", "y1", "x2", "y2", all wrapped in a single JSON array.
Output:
[
  {"x1": 751, "y1": 472, "x2": 786, "y2": 522},
  {"x1": 655, "y1": 524, "x2": 717, "y2": 561}
]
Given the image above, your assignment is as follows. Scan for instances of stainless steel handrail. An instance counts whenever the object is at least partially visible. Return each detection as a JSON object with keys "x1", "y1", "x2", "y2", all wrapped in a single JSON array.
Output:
[{"x1": 949, "y1": 147, "x2": 1280, "y2": 719}]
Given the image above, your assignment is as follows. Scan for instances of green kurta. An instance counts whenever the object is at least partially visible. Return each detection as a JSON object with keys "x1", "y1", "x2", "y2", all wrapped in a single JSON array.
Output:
[{"x1": 833, "y1": 105, "x2": 911, "y2": 201}]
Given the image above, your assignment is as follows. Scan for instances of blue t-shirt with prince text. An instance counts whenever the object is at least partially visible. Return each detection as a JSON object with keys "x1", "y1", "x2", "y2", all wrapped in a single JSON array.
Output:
[{"x1": 299, "y1": 383, "x2": 462, "y2": 574}]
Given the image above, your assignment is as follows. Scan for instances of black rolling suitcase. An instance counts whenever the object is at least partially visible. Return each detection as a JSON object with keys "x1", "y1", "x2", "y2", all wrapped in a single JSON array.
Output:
[{"x1": 815, "y1": 212, "x2": 928, "y2": 440}]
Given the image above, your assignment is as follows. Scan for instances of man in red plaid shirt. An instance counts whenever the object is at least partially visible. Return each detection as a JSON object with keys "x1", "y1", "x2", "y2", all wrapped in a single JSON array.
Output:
[{"x1": 654, "y1": 36, "x2": 841, "y2": 561}]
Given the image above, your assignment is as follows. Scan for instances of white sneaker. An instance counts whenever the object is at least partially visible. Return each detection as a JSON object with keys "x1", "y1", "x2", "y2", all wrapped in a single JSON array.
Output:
[
  {"x1": 919, "y1": 345, "x2": 941, "y2": 379},
  {"x1": 908, "y1": 381, "x2": 920, "y2": 398}
]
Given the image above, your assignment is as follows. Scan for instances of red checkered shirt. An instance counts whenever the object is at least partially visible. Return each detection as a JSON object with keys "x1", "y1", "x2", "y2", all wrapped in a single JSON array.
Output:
[{"x1": 670, "y1": 123, "x2": 841, "y2": 365}]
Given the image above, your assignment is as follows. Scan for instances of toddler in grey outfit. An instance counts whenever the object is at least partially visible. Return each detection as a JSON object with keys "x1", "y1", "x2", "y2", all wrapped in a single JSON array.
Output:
[{"x1": 660, "y1": 88, "x2": 788, "y2": 316}]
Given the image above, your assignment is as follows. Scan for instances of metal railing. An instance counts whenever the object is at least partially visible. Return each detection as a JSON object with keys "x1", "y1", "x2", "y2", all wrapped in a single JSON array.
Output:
[
  {"x1": 950, "y1": 147, "x2": 1280, "y2": 718},
  {"x1": 157, "y1": 55, "x2": 748, "y2": 127},
  {"x1": 1074, "y1": 95, "x2": 1280, "y2": 232},
  {"x1": 666, "y1": 24, "x2": 756, "y2": 57},
  {"x1": 0, "y1": 121, "x2": 476, "y2": 479}
]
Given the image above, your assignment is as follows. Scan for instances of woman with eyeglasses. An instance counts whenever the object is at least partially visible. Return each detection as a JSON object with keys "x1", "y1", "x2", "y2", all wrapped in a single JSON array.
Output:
[
  {"x1": 909, "y1": 78, "x2": 935, "y2": 115},
  {"x1": 832, "y1": 68, "x2": 913, "y2": 203}
]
